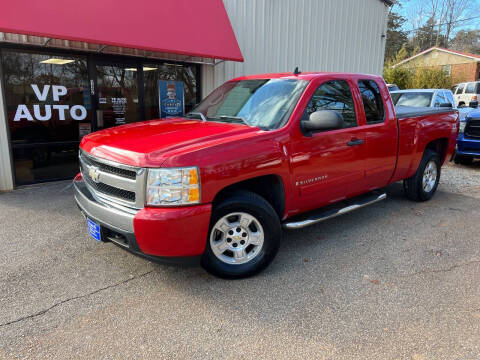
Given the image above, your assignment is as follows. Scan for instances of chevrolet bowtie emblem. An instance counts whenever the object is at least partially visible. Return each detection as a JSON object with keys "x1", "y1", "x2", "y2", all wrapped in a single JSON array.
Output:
[{"x1": 88, "y1": 166, "x2": 101, "y2": 183}]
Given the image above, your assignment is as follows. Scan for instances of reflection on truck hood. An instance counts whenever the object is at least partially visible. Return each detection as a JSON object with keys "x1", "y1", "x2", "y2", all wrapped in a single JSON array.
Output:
[{"x1": 79, "y1": 118, "x2": 260, "y2": 167}]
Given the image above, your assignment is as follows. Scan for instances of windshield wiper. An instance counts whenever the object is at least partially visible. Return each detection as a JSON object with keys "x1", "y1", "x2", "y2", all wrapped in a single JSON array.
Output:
[
  {"x1": 185, "y1": 112, "x2": 207, "y2": 122},
  {"x1": 219, "y1": 115, "x2": 250, "y2": 126}
]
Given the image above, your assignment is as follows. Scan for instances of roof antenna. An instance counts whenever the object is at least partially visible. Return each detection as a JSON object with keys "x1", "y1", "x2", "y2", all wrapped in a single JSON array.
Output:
[{"x1": 293, "y1": 67, "x2": 301, "y2": 75}]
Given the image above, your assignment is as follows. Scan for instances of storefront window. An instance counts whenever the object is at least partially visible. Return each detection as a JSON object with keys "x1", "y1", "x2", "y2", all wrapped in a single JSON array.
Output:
[
  {"x1": 144, "y1": 63, "x2": 198, "y2": 119},
  {"x1": 2, "y1": 49, "x2": 91, "y2": 185},
  {"x1": 96, "y1": 64, "x2": 138, "y2": 128}
]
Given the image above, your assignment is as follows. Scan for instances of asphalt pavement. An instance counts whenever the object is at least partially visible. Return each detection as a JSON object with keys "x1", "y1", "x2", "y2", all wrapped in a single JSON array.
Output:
[{"x1": 0, "y1": 163, "x2": 479, "y2": 359}]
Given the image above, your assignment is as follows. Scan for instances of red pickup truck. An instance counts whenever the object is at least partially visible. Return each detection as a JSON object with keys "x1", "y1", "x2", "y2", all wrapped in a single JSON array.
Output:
[{"x1": 74, "y1": 72, "x2": 459, "y2": 278}]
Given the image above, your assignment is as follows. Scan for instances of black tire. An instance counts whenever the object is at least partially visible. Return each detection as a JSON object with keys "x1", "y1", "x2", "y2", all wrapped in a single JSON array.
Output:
[
  {"x1": 403, "y1": 149, "x2": 441, "y2": 202},
  {"x1": 453, "y1": 153, "x2": 474, "y2": 165},
  {"x1": 201, "y1": 191, "x2": 281, "y2": 279}
]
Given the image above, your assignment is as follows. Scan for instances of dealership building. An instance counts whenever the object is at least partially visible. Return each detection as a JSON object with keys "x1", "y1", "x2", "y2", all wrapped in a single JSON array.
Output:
[{"x1": 0, "y1": 0, "x2": 391, "y2": 191}]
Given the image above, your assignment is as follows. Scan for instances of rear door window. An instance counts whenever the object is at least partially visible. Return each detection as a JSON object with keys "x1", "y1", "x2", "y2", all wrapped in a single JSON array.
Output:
[
  {"x1": 444, "y1": 91, "x2": 455, "y2": 107},
  {"x1": 456, "y1": 84, "x2": 465, "y2": 94},
  {"x1": 433, "y1": 92, "x2": 446, "y2": 106},
  {"x1": 358, "y1": 80, "x2": 385, "y2": 123},
  {"x1": 465, "y1": 83, "x2": 475, "y2": 94},
  {"x1": 392, "y1": 92, "x2": 433, "y2": 107}
]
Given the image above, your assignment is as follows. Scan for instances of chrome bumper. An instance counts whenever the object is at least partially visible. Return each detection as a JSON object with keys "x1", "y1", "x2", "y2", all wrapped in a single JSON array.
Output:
[{"x1": 74, "y1": 177, "x2": 137, "y2": 233}]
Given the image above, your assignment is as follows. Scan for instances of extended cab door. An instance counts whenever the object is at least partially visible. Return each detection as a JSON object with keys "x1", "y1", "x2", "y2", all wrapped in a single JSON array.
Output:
[
  {"x1": 290, "y1": 79, "x2": 368, "y2": 213},
  {"x1": 354, "y1": 79, "x2": 398, "y2": 191}
]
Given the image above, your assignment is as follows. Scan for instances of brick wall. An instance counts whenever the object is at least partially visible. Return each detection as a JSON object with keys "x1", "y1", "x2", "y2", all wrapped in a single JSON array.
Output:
[{"x1": 450, "y1": 62, "x2": 480, "y2": 84}]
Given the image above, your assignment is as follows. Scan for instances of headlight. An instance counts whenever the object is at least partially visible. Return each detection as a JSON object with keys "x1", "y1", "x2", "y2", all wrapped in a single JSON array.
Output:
[
  {"x1": 146, "y1": 167, "x2": 200, "y2": 206},
  {"x1": 459, "y1": 121, "x2": 466, "y2": 133}
]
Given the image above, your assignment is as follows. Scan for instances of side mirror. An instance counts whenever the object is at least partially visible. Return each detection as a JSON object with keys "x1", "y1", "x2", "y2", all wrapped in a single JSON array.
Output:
[
  {"x1": 439, "y1": 102, "x2": 453, "y2": 108},
  {"x1": 301, "y1": 110, "x2": 344, "y2": 135},
  {"x1": 469, "y1": 100, "x2": 478, "y2": 108}
]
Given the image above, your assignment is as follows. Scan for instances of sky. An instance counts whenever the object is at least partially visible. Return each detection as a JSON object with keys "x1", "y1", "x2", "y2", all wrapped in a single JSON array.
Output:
[{"x1": 395, "y1": 0, "x2": 480, "y2": 35}]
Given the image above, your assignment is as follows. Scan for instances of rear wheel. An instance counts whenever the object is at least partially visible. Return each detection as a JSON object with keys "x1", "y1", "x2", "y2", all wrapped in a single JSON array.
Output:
[
  {"x1": 404, "y1": 149, "x2": 441, "y2": 202},
  {"x1": 201, "y1": 191, "x2": 281, "y2": 279}
]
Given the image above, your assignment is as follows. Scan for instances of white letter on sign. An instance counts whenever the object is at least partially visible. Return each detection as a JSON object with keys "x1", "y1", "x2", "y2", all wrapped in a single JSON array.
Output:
[
  {"x1": 53, "y1": 105, "x2": 69, "y2": 120},
  {"x1": 33, "y1": 105, "x2": 52, "y2": 121},
  {"x1": 14, "y1": 105, "x2": 34, "y2": 121},
  {"x1": 70, "y1": 105, "x2": 87, "y2": 120},
  {"x1": 31, "y1": 84, "x2": 50, "y2": 101},
  {"x1": 52, "y1": 85, "x2": 67, "y2": 101}
]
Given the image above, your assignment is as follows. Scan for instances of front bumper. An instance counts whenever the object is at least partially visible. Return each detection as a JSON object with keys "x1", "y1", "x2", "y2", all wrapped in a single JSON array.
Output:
[
  {"x1": 456, "y1": 133, "x2": 480, "y2": 158},
  {"x1": 73, "y1": 175, "x2": 212, "y2": 265}
]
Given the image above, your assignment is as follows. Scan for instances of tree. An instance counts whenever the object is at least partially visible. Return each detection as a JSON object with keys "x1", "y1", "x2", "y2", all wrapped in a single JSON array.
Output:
[
  {"x1": 411, "y1": 16, "x2": 446, "y2": 51},
  {"x1": 385, "y1": 9, "x2": 408, "y2": 61},
  {"x1": 443, "y1": 0, "x2": 470, "y2": 47},
  {"x1": 450, "y1": 30, "x2": 480, "y2": 54}
]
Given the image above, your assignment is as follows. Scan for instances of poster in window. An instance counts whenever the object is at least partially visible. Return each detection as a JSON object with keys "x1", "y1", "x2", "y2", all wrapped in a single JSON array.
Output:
[{"x1": 158, "y1": 80, "x2": 184, "y2": 118}]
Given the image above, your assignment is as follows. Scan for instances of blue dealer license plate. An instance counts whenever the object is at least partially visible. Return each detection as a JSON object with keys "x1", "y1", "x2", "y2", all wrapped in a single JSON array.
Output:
[{"x1": 87, "y1": 218, "x2": 101, "y2": 241}]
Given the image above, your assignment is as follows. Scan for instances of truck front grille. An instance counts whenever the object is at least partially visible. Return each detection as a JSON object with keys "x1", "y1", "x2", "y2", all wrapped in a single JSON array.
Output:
[
  {"x1": 79, "y1": 150, "x2": 145, "y2": 209},
  {"x1": 82, "y1": 173, "x2": 136, "y2": 202},
  {"x1": 85, "y1": 156, "x2": 137, "y2": 180},
  {"x1": 465, "y1": 119, "x2": 480, "y2": 138}
]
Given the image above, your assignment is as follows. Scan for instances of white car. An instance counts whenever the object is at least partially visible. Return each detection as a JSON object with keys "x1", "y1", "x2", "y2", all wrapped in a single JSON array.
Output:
[
  {"x1": 452, "y1": 81, "x2": 479, "y2": 107},
  {"x1": 390, "y1": 89, "x2": 457, "y2": 109}
]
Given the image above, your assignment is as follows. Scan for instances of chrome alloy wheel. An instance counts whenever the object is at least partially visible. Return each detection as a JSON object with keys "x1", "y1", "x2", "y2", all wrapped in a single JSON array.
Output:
[
  {"x1": 210, "y1": 212, "x2": 264, "y2": 265},
  {"x1": 422, "y1": 160, "x2": 438, "y2": 193}
]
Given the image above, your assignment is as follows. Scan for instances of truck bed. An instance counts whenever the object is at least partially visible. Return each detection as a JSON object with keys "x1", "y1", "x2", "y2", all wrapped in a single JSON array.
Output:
[{"x1": 394, "y1": 106, "x2": 456, "y2": 119}]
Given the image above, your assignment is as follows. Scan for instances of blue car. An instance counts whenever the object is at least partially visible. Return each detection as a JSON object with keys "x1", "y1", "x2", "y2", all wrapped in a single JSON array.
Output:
[{"x1": 455, "y1": 109, "x2": 480, "y2": 164}]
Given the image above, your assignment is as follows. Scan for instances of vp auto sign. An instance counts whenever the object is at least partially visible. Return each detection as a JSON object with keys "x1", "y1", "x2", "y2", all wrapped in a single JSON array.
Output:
[{"x1": 14, "y1": 84, "x2": 87, "y2": 122}]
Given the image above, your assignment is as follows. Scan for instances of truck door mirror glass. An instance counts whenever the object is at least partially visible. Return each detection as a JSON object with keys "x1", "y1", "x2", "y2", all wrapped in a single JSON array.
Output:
[{"x1": 301, "y1": 110, "x2": 344, "y2": 135}]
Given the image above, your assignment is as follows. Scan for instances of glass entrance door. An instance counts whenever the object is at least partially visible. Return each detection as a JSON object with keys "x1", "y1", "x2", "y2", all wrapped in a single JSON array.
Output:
[{"x1": 95, "y1": 63, "x2": 139, "y2": 130}]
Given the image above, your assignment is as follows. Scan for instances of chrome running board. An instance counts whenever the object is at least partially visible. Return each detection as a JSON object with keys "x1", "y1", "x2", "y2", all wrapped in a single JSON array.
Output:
[{"x1": 282, "y1": 191, "x2": 387, "y2": 230}]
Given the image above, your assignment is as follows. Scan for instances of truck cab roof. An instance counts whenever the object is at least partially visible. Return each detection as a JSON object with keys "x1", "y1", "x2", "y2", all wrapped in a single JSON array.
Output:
[{"x1": 230, "y1": 72, "x2": 383, "y2": 82}]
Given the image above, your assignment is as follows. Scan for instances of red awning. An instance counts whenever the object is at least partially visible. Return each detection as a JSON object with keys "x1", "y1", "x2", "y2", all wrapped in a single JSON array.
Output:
[{"x1": 0, "y1": 0, "x2": 243, "y2": 62}]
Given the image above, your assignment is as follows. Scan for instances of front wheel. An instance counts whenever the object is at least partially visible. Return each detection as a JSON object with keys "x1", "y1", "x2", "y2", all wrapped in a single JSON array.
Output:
[
  {"x1": 201, "y1": 191, "x2": 281, "y2": 279},
  {"x1": 404, "y1": 149, "x2": 441, "y2": 202}
]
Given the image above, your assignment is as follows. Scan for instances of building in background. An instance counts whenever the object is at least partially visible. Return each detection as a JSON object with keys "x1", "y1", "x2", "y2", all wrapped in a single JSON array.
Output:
[
  {"x1": 0, "y1": 0, "x2": 391, "y2": 190},
  {"x1": 393, "y1": 47, "x2": 480, "y2": 84}
]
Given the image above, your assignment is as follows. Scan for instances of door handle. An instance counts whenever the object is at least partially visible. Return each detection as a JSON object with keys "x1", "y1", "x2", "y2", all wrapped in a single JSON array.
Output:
[{"x1": 347, "y1": 138, "x2": 364, "y2": 146}]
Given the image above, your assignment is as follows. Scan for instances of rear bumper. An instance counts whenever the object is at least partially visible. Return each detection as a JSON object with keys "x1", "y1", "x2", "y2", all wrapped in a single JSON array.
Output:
[
  {"x1": 456, "y1": 133, "x2": 480, "y2": 157},
  {"x1": 73, "y1": 175, "x2": 211, "y2": 265}
]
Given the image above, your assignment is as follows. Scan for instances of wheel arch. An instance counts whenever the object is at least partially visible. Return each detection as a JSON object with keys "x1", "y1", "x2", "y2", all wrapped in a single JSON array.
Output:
[
  {"x1": 211, "y1": 174, "x2": 285, "y2": 219},
  {"x1": 425, "y1": 137, "x2": 449, "y2": 164}
]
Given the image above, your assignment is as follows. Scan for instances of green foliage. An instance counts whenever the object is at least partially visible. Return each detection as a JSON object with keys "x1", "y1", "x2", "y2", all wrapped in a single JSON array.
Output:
[
  {"x1": 384, "y1": 10, "x2": 408, "y2": 61},
  {"x1": 383, "y1": 62, "x2": 412, "y2": 90},
  {"x1": 410, "y1": 68, "x2": 453, "y2": 89},
  {"x1": 383, "y1": 63, "x2": 452, "y2": 90},
  {"x1": 383, "y1": 47, "x2": 453, "y2": 89}
]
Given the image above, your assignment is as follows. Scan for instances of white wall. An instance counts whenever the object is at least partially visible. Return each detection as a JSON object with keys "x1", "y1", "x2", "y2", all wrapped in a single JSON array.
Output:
[
  {"x1": 0, "y1": 65, "x2": 14, "y2": 191},
  {"x1": 202, "y1": 0, "x2": 389, "y2": 96}
]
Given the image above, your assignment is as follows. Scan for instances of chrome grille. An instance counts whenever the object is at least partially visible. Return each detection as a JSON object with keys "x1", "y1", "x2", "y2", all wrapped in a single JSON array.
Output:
[
  {"x1": 465, "y1": 119, "x2": 480, "y2": 138},
  {"x1": 79, "y1": 150, "x2": 145, "y2": 209}
]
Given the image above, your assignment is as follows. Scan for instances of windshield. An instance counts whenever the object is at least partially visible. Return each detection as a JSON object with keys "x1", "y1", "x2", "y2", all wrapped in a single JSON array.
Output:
[
  {"x1": 187, "y1": 79, "x2": 307, "y2": 130},
  {"x1": 391, "y1": 92, "x2": 433, "y2": 107}
]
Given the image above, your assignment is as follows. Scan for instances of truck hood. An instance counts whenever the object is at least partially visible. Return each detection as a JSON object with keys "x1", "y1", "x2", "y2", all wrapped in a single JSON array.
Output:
[{"x1": 80, "y1": 118, "x2": 261, "y2": 167}]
